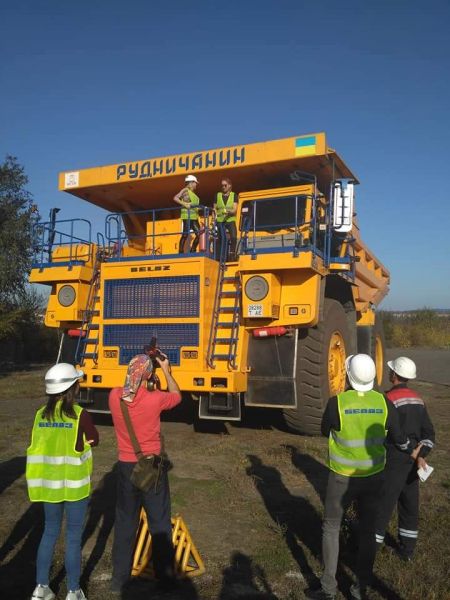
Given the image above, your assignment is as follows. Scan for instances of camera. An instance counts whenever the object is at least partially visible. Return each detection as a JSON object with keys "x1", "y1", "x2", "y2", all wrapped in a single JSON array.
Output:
[{"x1": 143, "y1": 337, "x2": 164, "y2": 370}]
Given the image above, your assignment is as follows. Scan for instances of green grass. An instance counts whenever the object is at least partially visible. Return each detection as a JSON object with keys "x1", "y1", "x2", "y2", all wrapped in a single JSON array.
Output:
[
  {"x1": 1, "y1": 368, "x2": 449, "y2": 599},
  {"x1": 0, "y1": 365, "x2": 48, "y2": 400},
  {"x1": 381, "y1": 309, "x2": 450, "y2": 348},
  {"x1": 171, "y1": 475, "x2": 227, "y2": 512}
]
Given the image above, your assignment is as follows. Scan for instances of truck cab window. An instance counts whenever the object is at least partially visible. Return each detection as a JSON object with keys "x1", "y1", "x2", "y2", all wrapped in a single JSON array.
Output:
[{"x1": 240, "y1": 195, "x2": 307, "y2": 232}]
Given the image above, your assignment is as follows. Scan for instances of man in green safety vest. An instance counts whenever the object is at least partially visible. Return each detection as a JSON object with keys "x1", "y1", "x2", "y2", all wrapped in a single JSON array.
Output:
[
  {"x1": 305, "y1": 354, "x2": 420, "y2": 600},
  {"x1": 173, "y1": 174, "x2": 201, "y2": 253},
  {"x1": 213, "y1": 177, "x2": 238, "y2": 261}
]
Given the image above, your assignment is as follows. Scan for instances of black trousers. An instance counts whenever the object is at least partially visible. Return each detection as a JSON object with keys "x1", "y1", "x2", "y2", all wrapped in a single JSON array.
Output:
[
  {"x1": 111, "y1": 461, "x2": 174, "y2": 586},
  {"x1": 375, "y1": 455, "x2": 419, "y2": 555},
  {"x1": 217, "y1": 221, "x2": 237, "y2": 260},
  {"x1": 179, "y1": 219, "x2": 200, "y2": 253}
]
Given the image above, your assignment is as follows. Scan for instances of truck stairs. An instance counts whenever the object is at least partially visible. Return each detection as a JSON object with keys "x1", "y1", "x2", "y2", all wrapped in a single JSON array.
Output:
[
  {"x1": 76, "y1": 250, "x2": 102, "y2": 366},
  {"x1": 207, "y1": 261, "x2": 241, "y2": 371}
]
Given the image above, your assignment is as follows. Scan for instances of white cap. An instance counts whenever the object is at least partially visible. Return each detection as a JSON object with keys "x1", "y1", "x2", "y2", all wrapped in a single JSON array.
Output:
[
  {"x1": 345, "y1": 354, "x2": 376, "y2": 392},
  {"x1": 387, "y1": 356, "x2": 417, "y2": 380},
  {"x1": 185, "y1": 174, "x2": 198, "y2": 183},
  {"x1": 45, "y1": 363, "x2": 84, "y2": 395}
]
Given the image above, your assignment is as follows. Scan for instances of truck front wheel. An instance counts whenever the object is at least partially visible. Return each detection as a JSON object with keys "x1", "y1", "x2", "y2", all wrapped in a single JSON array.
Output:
[
  {"x1": 357, "y1": 315, "x2": 386, "y2": 390},
  {"x1": 283, "y1": 298, "x2": 352, "y2": 435}
]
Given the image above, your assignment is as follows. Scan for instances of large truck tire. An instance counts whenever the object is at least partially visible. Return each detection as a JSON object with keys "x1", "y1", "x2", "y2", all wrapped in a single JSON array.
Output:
[
  {"x1": 284, "y1": 298, "x2": 352, "y2": 435},
  {"x1": 357, "y1": 315, "x2": 386, "y2": 390}
]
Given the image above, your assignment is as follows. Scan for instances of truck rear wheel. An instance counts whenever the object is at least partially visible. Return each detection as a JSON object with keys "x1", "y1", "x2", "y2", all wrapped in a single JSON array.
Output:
[
  {"x1": 357, "y1": 315, "x2": 386, "y2": 390},
  {"x1": 284, "y1": 298, "x2": 351, "y2": 435}
]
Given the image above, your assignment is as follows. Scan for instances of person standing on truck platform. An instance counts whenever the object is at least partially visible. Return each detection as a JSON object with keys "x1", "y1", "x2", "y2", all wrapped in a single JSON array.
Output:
[
  {"x1": 214, "y1": 177, "x2": 238, "y2": 261},
  {"x1": 108, "y1": 353, "x2": 182, "y2": 594},
  {"x1": 26, "y1": 363, "x2": 99, "y2": 600},
  {"x1": 375, "y1": 357, "x2": 435, "y2": 561},
  {"x1": 305, "y1": 354, "x2": 419, "y2": 600},
  {"x1": 173, "y1": 174, "x2": 201, "y2": 253}
]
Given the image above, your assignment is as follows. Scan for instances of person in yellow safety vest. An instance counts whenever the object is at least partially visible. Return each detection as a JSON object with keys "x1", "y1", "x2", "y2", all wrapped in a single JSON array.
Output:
[
  {"x1": 173, "y1": 174, "x2": 201, "y2": 253},
  {"x1": 213, "y1": 177, "x2": 238, "y2": 261},
  {"x1": 305, "y1": 354, "x2": 421, "y2": 600},
  {"x1": 26, "y1": 363, "x2": 99, "y2": 600}
]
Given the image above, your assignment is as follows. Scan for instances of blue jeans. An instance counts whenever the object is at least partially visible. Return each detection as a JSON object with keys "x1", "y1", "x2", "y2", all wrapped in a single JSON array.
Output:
[{"x1": 36, "y1": 498, "x2": 89, "y2": 591}]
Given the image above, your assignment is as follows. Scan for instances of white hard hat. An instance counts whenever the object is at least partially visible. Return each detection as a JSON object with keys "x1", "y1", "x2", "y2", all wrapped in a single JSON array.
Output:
[
  {"x1": 387, "y1": 356, "x2": 417, "y2": 380},
  {"x1": 45, "y1": 363, "x2": 84, "y2": 395},
  {"x1": 185, "y1": 174, "x2": 198, "y2": 183},
  {"x1": 345, "y1": 354, "x2": 376, "y2": 392}
]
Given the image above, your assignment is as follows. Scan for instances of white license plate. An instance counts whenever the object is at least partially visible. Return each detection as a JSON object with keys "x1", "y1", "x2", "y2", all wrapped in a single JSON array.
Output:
[{"x1": 248, "y1": 304, "x2": 263, "y2": 317}]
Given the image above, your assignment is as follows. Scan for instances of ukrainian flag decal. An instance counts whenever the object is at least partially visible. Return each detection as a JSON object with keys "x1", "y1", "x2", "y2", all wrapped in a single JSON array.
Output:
[{"x1": 295, "y1": 135, "x2": 316, "y2": 157}]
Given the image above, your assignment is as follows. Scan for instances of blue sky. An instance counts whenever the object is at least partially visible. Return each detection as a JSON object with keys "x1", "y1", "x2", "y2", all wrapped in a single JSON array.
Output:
[{"x1": 1, "y1": 0, "x2": 449, "y2": 310}]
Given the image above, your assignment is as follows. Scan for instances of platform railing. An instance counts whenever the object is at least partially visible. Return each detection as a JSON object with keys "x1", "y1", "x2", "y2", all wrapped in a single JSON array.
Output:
[
  {"x1": 104, "y1": 205, "x2": 217, "y2": 260},
  {"x1": 31, "y1": 219, "x2": 92, "y2": 269}
]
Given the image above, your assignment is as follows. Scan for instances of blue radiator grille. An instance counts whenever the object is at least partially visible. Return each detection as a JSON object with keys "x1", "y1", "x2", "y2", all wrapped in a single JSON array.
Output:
[
  {"x1": 104, "y1": 276, "x2": 200, "y2": 319},
  {"x1": 103, "y1": 324, "x2": 199, "y2": 366}
]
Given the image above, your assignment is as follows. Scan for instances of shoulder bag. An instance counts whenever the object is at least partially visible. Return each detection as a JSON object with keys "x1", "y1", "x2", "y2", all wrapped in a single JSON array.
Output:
[{"x1": 120, "y1": 399, "x2": 172, "y2": 493}]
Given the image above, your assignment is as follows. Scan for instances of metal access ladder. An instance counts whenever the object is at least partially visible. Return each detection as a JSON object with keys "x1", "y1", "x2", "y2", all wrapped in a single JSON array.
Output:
[
  {"x1": 76, "y1": 250, "x2": 102, "y2": 366},
  {"x1": 206, "y1": 259, "x2": 241, "y2": 371}
]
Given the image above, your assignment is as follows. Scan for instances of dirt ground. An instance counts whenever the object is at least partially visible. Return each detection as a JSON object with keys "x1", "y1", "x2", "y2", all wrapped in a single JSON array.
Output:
[{"x1": 0, "y1": 366, "x2": 449, "y2": 600}]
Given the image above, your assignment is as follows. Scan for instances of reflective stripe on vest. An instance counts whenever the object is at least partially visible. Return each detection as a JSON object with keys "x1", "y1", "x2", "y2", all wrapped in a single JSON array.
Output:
[
  {"x1": 180, "y1": 189, "x2": 200, "y2": 220},
  {"x1": 331, "y1": 432, "x2": 386, "y2": 448},
  {"x1": 328, "y1": 452, "x2": 386, "y2": 468},
  {"x1": 216, "y1": 192, "x2": 236, "y2": 222},
  {"x1": 26, "y1": 402, "x2": 92, "y2": 502},
  {"x1": 328, "y1": 389, "x2": 387, "y2": 477},
  {"x1": 386, "y1": 386, "x2": 424, "y2": 408},
  {"x1": 26, "y1": 449, "x2": 92, "y2": 466},
  {"x1": 27, "y1": 475, "x2": 91, "y2": 489}
]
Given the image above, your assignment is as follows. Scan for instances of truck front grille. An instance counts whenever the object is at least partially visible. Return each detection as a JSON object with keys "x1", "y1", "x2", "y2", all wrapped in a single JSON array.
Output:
[
  {"x1": 103, "y1": 276, "x2": 200, "y2": 319},
  {"x1": 103, "y1": 323, "x2": 199, "y2": 365}
]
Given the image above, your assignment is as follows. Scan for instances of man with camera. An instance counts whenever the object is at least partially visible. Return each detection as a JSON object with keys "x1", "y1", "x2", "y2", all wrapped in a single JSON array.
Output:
[{"x1": 108, "y1": 350, "x2": 181, "y2": 594}]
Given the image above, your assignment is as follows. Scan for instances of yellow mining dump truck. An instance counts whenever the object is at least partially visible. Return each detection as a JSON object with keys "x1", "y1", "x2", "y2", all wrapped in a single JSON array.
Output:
[{"x1": 30, "y1": 132, "x2": 389, "y2": 434}]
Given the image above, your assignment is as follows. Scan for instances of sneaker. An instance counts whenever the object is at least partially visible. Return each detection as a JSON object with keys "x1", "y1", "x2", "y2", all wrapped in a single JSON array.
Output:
[
  {"x1": 31, "y1": 585, "x2": 55, "y2": 600},
  {"x1": 65, "y1": 590, "x2": 87, "y2": 600},
  {"x1": 304, "y1": 587, "x2": 336, "y2": 600}
]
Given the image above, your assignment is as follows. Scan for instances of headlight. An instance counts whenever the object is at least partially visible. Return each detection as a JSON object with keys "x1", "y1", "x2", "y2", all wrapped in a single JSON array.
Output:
[
  {"x1": 58, "y1": 285, "x2": 76, "y2": 307},
  {"x1": 245, "y1": 276, "x2": 269, "y2": 301}
]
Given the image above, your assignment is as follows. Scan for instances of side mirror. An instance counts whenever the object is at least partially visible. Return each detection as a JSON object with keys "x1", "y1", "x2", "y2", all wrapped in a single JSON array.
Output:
[{"x1": 332, "y1": 181, "x2": 354, "y2": 232}]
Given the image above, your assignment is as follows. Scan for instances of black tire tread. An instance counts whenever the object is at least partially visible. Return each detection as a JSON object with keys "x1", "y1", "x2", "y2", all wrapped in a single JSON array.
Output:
[{"x1": 284, "y1": 298, "x2": 352, "y2": 435}]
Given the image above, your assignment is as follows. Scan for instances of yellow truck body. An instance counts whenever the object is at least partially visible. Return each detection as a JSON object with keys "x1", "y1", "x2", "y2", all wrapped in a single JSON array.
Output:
[{"x1": 30, "y1": 132, "x2": 389, "y2": 433}]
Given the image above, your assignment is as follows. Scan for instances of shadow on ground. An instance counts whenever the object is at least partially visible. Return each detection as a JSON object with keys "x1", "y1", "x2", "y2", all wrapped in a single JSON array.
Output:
[
  {"x1": 219, "y1": 551, "x2": 278, "y2": 599},
  {"x1": 285, "y1": 446, "x2": 404, "y2": 600},
  {"x1": 0, "y1": 455, "x2": 26, "y2": 495},
  {"x1": 247, "y1": 453, "x2": 323, "y2": 590}
]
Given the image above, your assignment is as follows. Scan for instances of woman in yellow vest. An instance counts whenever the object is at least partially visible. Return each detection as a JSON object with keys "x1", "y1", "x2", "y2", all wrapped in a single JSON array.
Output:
[
  {"x1": 214, "y1": 177, "x2": 238, "y2": 261},
  {"x1": 26, "y1": 363, "x2": 99, "y2": 600},
  {"x1": 173, "y1": 174, "x2": 201, "y2": 253}
]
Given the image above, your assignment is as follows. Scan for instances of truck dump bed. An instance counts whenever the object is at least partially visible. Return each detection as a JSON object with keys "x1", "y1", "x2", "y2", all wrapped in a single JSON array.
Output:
[
  {"x1": 59, "y1": 133, "x2": 355, "y2": 212},
  {"x1": 59, "y1": 132, "x2": 389, "y2": 312}
]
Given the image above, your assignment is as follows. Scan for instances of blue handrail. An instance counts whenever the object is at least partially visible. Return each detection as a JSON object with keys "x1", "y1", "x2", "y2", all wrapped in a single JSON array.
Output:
[
  {"x1": 104, "y1": 205, "x2": 216, "y2": 260},
  {"x1": 31, "y1": 218, "x2": 92, "y2": 268},
  {"x1": 29, "y1": 196, "x2": 353, "y2": 270}
]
